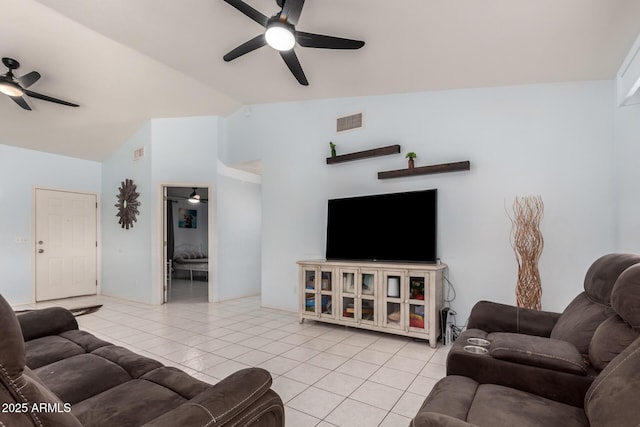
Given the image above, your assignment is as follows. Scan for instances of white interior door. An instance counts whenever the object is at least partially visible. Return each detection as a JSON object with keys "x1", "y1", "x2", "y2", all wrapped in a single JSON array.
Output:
[{"x1": 35, "y1": 189, "x2": 97, "y2": 301}]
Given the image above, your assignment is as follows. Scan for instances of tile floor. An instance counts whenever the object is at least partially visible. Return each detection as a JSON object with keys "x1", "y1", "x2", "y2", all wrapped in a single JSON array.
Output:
[{"x1": 14, "y1": 280, "x2": 449, "y2": 427}]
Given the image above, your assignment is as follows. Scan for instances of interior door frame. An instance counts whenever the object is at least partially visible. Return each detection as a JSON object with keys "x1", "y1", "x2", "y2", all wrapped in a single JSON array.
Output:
[
  {"x1": 159, "y1": 183, "x2": 214, "y2": 304},
  {"x1": 32, "y1": 186, "x2": 101, "y2": 304}
]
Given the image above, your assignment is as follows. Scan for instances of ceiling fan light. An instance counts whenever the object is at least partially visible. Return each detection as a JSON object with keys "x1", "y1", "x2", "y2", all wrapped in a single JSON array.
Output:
[
  {"x1": 265, "y1": 23, "x2": 296, "y2": 51},
  {"x1": 188, "y1": 189, "x2": 201, "y2": 204},
  {"x1": 0, "y1": 80, "x2": 23, "y2": 97}
]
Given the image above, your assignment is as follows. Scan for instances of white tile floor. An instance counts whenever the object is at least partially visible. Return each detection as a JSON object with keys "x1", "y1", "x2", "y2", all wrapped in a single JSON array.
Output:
[{"x1": 14, "y1": 280, "x2": 449, "y2": 427}]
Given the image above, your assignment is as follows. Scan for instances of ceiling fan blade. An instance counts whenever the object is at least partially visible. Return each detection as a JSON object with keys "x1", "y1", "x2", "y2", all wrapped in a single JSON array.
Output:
[
  {"x1": 281, "y1": 0, "x2": 305, "y2": 25},
  {"x1": 17, "y1": 71, "x2": 41, "y2": 88},
  {"x1": 280, "y1": 50, "x2": 308, "y2": 86},
  {"x1": 223, "y1": 0, "x2": 268, "y2": 27},
  {"x1": 24, "y1": 89, "x2": 79, "y2": 107},
  {"x1": 10, "y1": 96, "x2": 32, "y2": 110},
  {"x1": 296, "y1": 31, "x2": 365, "y2": 49},
  {"x1": 223, "y1": 34, "x2": 267, "y2": 62}
]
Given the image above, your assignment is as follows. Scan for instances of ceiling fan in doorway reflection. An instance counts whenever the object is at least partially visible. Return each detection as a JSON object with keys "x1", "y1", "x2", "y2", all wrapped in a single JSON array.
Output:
[{"x1": 222, "y1": 0, "x2": 365, "y2": 85}]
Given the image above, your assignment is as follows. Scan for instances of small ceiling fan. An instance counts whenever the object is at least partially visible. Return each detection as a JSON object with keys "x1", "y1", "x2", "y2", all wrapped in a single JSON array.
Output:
[
  {"x1": 0, "y1": 57, "x2": 79, "y2": 111},
  {"x1": 222, "y1": 0, "x2": 365, "y2": 85}
]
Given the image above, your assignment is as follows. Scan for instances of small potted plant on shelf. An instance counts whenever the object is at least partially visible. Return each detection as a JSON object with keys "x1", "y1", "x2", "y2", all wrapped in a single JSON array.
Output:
[
  {"x1": 406, "y1": 152, "x2": 417, "y2": 169},
  {"x1": 329, "y1": 142, "x2": 337, "y2": 157}
]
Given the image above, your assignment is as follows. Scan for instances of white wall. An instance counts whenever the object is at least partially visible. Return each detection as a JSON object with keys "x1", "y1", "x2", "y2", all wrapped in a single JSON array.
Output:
[
  {"x1": 216, "y1": 174, "x2": 262, "y2": 300},
  {"x1": 149, "y1": 116, "x2": 219, "y2": 302},
  {"x1": 101, "y1": 123, "x2": 153, "y2": 303},
  {"x1": 101, "y1": 115, "x2": 266, "y2": 305},
  {"x1": 102, "y1": 117, "x2": 220, "y2": 304},
  {"x1": 0, "y1": 144, "x2": 101, "y2": 304},
  {"x1": 613, "y1": 102, "x2": 640, "y2": 251},
  {"x1": 226, "y1": 81, "x2": 617, "y2": 321}
]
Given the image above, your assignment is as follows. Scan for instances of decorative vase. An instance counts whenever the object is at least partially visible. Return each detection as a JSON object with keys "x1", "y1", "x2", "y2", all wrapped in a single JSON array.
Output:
[
  {"x1": 509, "y1": 196, "x2": 544, "y2": 310},
  {"x1": 408, "y1": 158, "x2": 415, "y2": 169}
]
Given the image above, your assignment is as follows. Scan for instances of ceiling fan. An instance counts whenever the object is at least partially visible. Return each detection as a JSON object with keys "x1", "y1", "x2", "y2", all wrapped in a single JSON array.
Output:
[
  {"x1": 0, "y1": 57, "x2": 79, "y2": 111},
  {"x1": 222, "y1": 0, "x2": 365, "y2": 86}
]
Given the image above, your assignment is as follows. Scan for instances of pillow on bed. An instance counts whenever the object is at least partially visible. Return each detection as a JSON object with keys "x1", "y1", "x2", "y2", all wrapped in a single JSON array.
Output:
[{"x1": 174, "y1": 249, "x2": 205, "y2": 261}]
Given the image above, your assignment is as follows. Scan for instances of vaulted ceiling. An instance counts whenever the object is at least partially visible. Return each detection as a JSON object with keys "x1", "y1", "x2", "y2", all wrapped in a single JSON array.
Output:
[{"x1": 2, "y1": 0, "x2": 640, "y2": 161}]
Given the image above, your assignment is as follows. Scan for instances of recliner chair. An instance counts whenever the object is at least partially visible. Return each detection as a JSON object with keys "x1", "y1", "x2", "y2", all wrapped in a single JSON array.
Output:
[
  {"x1": 412, "y1": 333, "x2": 640, "y2": 426},
  {"x1": 412, "y1": 257, "x2": 640, "y2": 426},
  {"x1": 446, "y1": 253, "x2": 640, "y2": 406}
]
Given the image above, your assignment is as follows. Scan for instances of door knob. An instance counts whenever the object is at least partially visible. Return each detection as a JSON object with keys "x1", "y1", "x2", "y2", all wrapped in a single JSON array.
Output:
[{"x1": 38, "y1": 249, "x2": 44, "y2": 253}]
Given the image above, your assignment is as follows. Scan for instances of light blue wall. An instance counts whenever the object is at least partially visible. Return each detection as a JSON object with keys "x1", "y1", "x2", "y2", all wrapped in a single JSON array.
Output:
[
  {"x1": 101, "y1": 117, "x2": 221, "y2": 303},
  {"x1": 227, "y1": 81, "x2": 617, "y2": 321},
  {"x1": 149, "y1": 116, "x2": 219, "y2": 303},
  {"x1": 0, "y1": 79, "x2": 622, "y2": 320},
  {"x1": 101, "y1": 123, "x2": 153, "y2": 303},
  {"x1": 0, "y1": 144, "x2": 101, "y2": 304},
  {"x1": 217, "y1": 174, "x2": 261, "y2": 300},
  {"x1": 613, "y1": 102, "x2": 640, "y2": 251}
]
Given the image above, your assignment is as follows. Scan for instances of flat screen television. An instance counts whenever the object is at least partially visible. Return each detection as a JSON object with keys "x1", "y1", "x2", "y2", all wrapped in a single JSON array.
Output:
[{"x1": 325, "y1": 189, "x2": 437, "y2": 263}]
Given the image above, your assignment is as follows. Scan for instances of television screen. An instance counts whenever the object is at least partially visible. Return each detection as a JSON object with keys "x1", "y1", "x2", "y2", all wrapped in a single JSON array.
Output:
[{"x1": 325, "y1": 189, "x2": 437, "y2": 263}]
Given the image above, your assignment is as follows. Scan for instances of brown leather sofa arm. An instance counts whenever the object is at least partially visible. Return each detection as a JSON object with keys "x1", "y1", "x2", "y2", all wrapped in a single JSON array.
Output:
[
  {"x1": 16, "y1": 307, "x2": 78, "y2": 341},
  {"x1": 412, "y1": 412, "x2": 476, "y2": 427},
  {"x1": 467, "y1": 301, "x2": 561, "y2": 337},
  {"x1": 143, "y1": 368, "x2": 284, "y2": 427}
]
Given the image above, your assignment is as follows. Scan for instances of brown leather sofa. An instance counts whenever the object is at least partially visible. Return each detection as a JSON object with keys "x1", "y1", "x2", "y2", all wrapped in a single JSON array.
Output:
[
  {"x1": 446, "y1": 253, "x2": 640, "y2": 406},
  {"x1": 0, "y1": 294, "x2": 285, "y2": 427}
]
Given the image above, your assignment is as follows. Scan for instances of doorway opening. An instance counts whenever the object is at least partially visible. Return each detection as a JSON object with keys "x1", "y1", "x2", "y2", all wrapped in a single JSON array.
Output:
[{"x1": 164, "y1": 185, "x2": 210, "y2": 303}]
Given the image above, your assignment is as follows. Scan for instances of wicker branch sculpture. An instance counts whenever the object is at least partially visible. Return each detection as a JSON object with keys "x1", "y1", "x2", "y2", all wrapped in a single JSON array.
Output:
[{"x1": 509, "y1": 196, "x2": 544, "y2": 310}]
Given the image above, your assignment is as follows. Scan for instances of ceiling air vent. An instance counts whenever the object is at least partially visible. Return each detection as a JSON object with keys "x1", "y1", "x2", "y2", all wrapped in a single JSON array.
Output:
[
  {"x1": 132, "y1": 147, "x2": 145, "y2": 161},
  {"x1": 336, "y1": 113, "x2": 363, "y2": 133}
]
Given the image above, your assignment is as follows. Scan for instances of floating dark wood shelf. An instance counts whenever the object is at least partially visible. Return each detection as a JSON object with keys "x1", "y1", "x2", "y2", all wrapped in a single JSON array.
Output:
[
  {"x1": 378, "y1": 160, "x2": 471, "y2": 179},
  {"x1": 326, "y1": 144, "x2": 401, "y2": 164}
]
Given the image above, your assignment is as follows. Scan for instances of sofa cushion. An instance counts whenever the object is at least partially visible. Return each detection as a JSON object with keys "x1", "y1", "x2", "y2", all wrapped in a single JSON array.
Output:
[
  {"x1": 417, "y1": 375, "x2": 588, "y2": 427},
  {"x1": 467, "y1": 383, "x2": 588, "y2": 427},
  {"x1": 582, "y1": 253, "x2": 640, "y2": 303},
  {"x1": 418, "y1": 375, "x2": 480, "y2": 420},
  {"x1": 72, "y1": 379, "x2": 187, "y2": 426},
  {"x1": 584, "y1": 336, "x2": 640, "y2": 426},
  {"x1": 588, "y1": 315, "x2": 640, "y2": 371},
  {"x1": 141, "y1": 366, "x2": 210, "y2": 399},
  {"x1": 24, "y1": 335, "x2": 86, "y2": 369},
  {"x1": 59, "y1": 329, "x2": 113, "y2": 352},
  {"x1": 489, "y1": 332, "x2": 587, "y2": 375},
  {"x1": 610, "y1": 263, "x2": 640, "y2": 328},
  {"x1": 550, "y1": 292, "x2": 612, "y2": 354},
  {"x1": 91, "y1": 345, "x2": 163, "y2": 379},
  {"x1": 34, "y1": 353, "x2": 132, "y2": 404}
]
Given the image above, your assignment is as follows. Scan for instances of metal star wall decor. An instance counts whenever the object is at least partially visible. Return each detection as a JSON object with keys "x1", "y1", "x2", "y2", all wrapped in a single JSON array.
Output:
[{"x1": 115, "y1": 179, "x2": 140, "y2": 229}]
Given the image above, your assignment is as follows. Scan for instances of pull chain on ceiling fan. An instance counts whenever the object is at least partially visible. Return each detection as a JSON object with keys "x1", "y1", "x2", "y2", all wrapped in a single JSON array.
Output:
[
  {"x1": 222, "y1": 0, "x2": 365, "y2": 85},
  {"x1": 0, "y1": 57, "x2": 79, "y2": 111}
]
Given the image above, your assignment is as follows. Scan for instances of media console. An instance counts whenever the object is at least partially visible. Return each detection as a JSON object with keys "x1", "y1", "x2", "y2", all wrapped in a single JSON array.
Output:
[{"x1": 298, "y1": 260, "x2": 446, "y2": 348}]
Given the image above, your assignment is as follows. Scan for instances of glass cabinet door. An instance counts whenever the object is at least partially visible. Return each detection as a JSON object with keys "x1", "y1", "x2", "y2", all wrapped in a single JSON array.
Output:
[
  {"x1": 339, "y1": 269, "x2": 357, "y2": 322},
  {"x1": 319, "y1": 269, "x2": 334, "y2": 318},
  {"x1": 382, "y1": 271, "x2": 405, "y2": 330},
  {"x1": 408, "y1": 274, "x2": 429, "y2": 331},
  {"x1": 303, "y1": 268, "x2": 317, "y2": 315},
  {"x1": 302, "y1": 267, "x2": 336, "y2": 319},
  {"x1": 358, "y1": 270, "x2": 378, "y2": 325}
]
